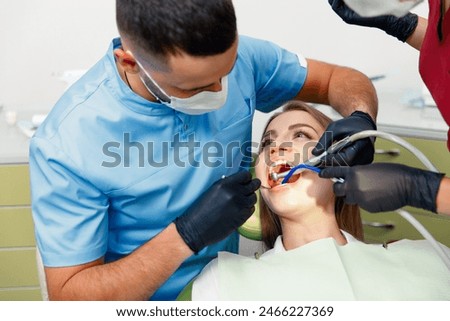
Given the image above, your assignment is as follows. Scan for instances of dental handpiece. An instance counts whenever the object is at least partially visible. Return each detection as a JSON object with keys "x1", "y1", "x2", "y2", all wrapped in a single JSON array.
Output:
[
  {"x1": 270, "y1": 153, "x2": 325, "y2": 182},
  {"x1": 270, "y1": 136, "x2": 352, "y2": 182}
]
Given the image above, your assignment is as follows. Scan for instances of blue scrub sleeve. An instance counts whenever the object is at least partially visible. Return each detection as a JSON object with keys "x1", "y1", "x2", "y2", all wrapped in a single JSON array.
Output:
[
  {"x1": 241, "y1": 37, "x2": 307, "y2": 113},
  {"x1": 29, "y1": 137, "x2": 109, "y2": 267}
]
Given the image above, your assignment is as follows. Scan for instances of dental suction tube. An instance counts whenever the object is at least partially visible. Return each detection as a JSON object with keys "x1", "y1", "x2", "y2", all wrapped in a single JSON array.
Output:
[
  {"x1": 396, "y1": 209, "x2": 450, "y2": 270},
  {"x1": 347, "y1": 130, "x2": 438, "y2": 172}
]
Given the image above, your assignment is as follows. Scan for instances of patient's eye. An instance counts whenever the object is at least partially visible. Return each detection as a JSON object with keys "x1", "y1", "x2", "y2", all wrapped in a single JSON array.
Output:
[
  {"x1": 293, "y1": 130, "x2": 312, "y2": 140},
  {"x1": 260, "y1": 138, "x2": 274, "y2": 149}
]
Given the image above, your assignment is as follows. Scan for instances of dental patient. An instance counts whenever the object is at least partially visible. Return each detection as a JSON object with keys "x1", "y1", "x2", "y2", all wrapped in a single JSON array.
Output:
[{"x1": 188, "y1": 101, "x2": 450, "y2": 301}]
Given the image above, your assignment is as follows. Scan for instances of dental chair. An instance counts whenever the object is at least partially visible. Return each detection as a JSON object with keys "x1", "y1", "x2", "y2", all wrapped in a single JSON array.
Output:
[{"x1": 36, "y1": 249, "x2": 49, "y2": 301}]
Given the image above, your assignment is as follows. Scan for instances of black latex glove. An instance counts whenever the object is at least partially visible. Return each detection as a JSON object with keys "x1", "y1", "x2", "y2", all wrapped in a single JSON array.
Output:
[
  {"x1": 174, "y1": 171, "x2": 261, "y2": 253},
  {"x1": 320, "y1": 163, "x2": 444, "y2": 213},
  {"x1": 328, "y1": 0, "x2": 419, "y2": 42},
  {"x1": 312, "y1": 111, "x2": 376, "y2": 167}
]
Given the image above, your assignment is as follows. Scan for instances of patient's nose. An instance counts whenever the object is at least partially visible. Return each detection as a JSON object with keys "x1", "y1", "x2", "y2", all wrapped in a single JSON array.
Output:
[{"x1": 267, "y1": 144, "x2": 293, "y2": 162}]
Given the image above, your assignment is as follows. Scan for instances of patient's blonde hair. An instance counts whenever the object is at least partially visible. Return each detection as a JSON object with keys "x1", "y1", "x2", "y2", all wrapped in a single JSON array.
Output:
[{"x1": 258, "y1": 101, "x2": 364, "y2": 249}]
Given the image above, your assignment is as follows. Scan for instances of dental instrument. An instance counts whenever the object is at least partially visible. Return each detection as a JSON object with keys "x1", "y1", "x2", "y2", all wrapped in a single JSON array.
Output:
[
  {"x1": 277, "y1": 163, "x2": 344, "y2": 185},
  {"x1": 272, "y1": 130, "x2": 438, "y2": 183},
  {"x1": 270, "y1": 135, "x2": 353, "y2": 183},
  {"x1": 260, "y1": 163, "x2": 334, "y2": 189},
  {"x1": 278, "y1": 161, "x2": 344, "y2": 184},
  {"x1": 369, "y1": 74, "x2": 386, "y2": 82},
  {"x1": 279, "y1": 163, "x2": 321, "y2": 183}
]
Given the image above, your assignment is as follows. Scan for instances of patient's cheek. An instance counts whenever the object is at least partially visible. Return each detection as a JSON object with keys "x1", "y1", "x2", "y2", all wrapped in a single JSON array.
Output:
[
  {"x1": 254, "y1": 157, "x2": 266, "y2": 180},
  {"x1": 311, "y1": 179, "x2": 334, "y2": 199}
]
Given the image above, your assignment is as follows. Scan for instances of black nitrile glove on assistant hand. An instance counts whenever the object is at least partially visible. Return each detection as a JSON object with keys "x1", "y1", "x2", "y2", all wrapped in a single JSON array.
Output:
[
  {"x1": 174, "y1": 171, "x2": 261, "y2": 253},
  {"x1": 328, "y1": 0, "x2": 419, "y2": 42},
  {"x1": 320, "y1": 163, "x2": 445, "y2": 213},
  {"x1": 312, "y1": 111, "x2": 376, "y2": 167}
]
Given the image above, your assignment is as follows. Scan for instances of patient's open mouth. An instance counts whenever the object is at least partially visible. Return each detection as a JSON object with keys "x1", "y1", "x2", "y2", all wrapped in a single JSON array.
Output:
[{"x1": 268, "y1": 160, "x2": 301, "y2": 188}]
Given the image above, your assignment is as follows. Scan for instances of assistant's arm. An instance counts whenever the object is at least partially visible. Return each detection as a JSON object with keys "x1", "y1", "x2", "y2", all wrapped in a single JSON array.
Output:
[
  {"x1": 405, "y1": 16, "x2": 428, "y2": 50},
  {"x1": 436, "y1": 177, "x2": 450, "y2": 215},
  {"x1": 328, "y1": 0, "x2": 427, "y2": 51},
  {"x1": 320, "y1": 163, "x2": 450, "y2": 216}
]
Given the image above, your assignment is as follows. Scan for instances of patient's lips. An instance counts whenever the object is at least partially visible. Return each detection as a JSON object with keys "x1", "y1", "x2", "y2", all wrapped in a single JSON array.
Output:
[{"x1": 268, "y1": 160, "x2": 301, "y2": 188}]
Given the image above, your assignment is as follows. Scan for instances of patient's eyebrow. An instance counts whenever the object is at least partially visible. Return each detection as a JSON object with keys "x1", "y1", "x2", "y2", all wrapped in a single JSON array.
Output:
[{"x1": 288, "y1": 123, "x2": 319, "y2": 135}]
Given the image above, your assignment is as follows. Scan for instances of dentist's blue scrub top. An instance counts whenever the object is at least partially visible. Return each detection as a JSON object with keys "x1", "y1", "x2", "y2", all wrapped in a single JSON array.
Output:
[{"x1": 29, "y1": 36, "x2": 307, "y2": 300}]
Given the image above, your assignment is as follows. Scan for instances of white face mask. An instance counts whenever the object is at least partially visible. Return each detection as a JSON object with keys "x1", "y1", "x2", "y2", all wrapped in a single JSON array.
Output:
[
  {"x1": 343, "y1": 0, "x2": 423, "y2": 17},
  {"x1": 137, "y1": 61, "x2": 229, "y2": 115}
]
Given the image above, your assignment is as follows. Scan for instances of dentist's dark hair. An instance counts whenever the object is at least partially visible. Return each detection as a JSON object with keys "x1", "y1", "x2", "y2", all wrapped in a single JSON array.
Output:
[
  {"x1": 258, "y1": 101, "x2": 364, "y2": 249},
  {"x1": 116, "y1": 0, "x2": 237, "y2": 61}
]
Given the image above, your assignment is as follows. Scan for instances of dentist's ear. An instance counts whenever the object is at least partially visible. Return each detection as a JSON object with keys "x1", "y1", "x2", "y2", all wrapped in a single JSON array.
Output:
[{"x1": 113, "y1": 49, "x2": 139, "y2": 74}]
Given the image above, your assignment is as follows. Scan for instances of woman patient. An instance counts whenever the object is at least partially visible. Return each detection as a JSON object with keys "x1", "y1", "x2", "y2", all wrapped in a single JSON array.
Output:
[{"x1": 189, "y1": 101, "x2": 450, "y2": 300}]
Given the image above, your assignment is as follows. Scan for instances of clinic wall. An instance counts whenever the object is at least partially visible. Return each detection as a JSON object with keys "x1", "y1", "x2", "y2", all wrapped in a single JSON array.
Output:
[
  {"x1": 0, "y1": 0, "x2": 117, "y2": 109},
  {"x1": 1, "y1": 0, "x2": 428, "y2": 127}
]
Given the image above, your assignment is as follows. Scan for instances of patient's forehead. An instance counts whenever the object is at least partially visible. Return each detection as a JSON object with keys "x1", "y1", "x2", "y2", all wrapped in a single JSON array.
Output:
[{"x1": 265, "y1": 110, "x2": 323, "y2": 133}]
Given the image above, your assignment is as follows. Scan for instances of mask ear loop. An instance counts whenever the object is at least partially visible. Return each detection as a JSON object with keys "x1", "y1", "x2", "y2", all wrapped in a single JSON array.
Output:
[{"x1": 135, "y1": 60, "x2": 172, "y2": 103}]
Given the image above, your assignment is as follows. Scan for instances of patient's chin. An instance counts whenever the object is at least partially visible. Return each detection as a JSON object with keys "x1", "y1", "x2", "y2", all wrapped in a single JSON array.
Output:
[
  {"x1": 266, "y1": 194, "x2": 312, "y2": 216},
  {"x1": 272, "y1": 186, "x2": 331, "y2": 213}
]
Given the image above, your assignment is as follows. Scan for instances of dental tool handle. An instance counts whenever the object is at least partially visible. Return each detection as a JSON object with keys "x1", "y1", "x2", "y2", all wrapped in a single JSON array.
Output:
[
  {"x1": 279, "y1": 168, "x2": 343, "y2": 184},
  {"x1": 326, "y1": 136, "x2": 352, "y2": 154},
  {"x1": 303, "y1": 152, "x2": 327, "y2": 167},
  {"x1": 303, "y1": 136, "x2": 351, "y2": 169},
  {"x1": 274, "y1": 152, "x2": 326, "y2": 181}
]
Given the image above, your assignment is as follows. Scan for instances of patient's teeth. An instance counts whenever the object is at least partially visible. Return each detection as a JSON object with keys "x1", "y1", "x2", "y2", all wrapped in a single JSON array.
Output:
[{"x1": 270, "y1": 160, "x2": 286, "y2": 168}]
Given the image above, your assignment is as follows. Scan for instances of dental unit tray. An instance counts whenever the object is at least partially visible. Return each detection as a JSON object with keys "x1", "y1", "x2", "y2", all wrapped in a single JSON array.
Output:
[{"x1": 268, "y1": 130, "x2": 450, "y2": 270}]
